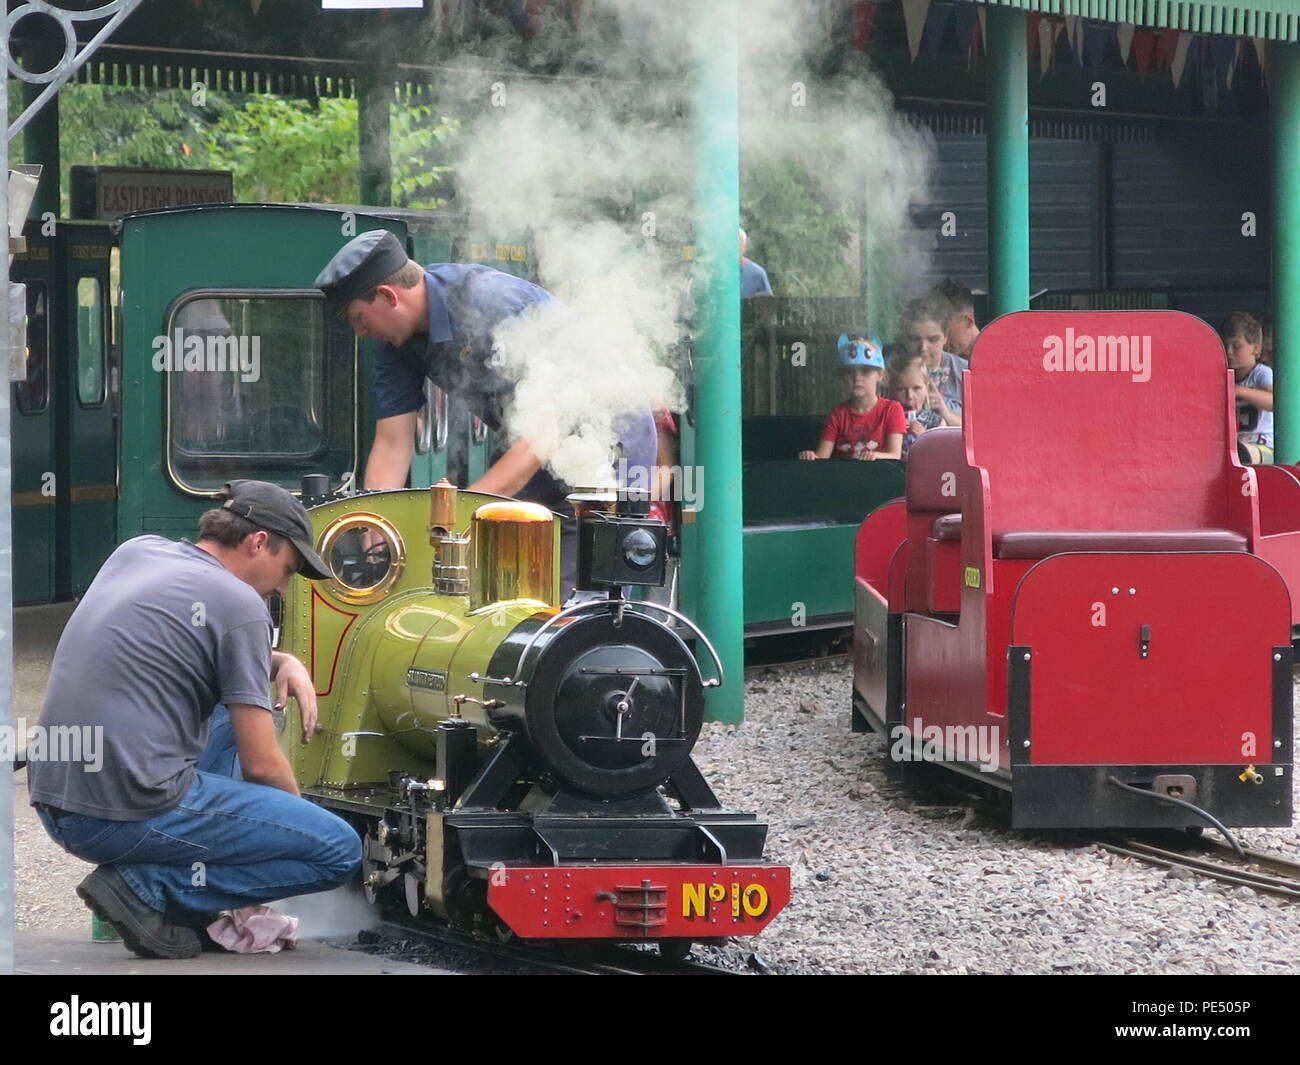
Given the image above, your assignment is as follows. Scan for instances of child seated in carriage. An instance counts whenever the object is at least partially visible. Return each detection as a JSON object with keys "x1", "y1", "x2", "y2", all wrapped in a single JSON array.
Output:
[
  {"x1": 798, "y1": 335, "x2": 905, "y2": 462},
  {"x1": 886, "y1": 350, "x2": 960, "y2": 457},
  {"x1": 1222, "y1": 311, "x2": 1274, "y2": 465}
]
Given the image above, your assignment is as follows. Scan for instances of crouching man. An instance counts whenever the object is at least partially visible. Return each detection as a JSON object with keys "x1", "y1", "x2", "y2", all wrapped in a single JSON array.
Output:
[{"x1": 27, "y1": 480, "x2": 362, "y2": 959}]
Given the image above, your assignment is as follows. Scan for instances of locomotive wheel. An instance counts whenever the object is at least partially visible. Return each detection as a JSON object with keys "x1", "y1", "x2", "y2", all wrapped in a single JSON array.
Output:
[{"x1": 658, "y1": 939, "x2": 693, "y2": 963}]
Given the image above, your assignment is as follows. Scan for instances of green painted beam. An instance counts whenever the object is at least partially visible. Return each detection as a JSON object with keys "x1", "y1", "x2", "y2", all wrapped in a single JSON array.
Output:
[
  {"x1": 358, "y1": 71, "x2": 392, "y2": 208},
  {"x1": 987, "y1": 5, "x2": 1031, "y2": 318},
  {"x1": 974, "y1": 0, "x2": 1300, "y2": 42},
  {"x1": 1273, "y1": 43, "x2": 1300, "y2": 463},
  {"x1": 692, "y1": 0, "x2": 743, "y2": 724},
  {"x1": 19, "y1": 40, "x2": 60, "y2": 221}
]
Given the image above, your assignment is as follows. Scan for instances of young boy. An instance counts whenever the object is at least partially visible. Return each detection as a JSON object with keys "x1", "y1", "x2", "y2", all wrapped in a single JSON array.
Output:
[
  {"x1": 900, "y1": 295, "x2": 969, "y2": 422},
  {"x1": 887, "y1": 352, "x2": 957, "y2": 456},
  {"x1": 799, "y1": 336, "x2": 905, "y2": 462},
  {"x1": 1223, "y1": 311, "x2": 1273, "y2": 465}
]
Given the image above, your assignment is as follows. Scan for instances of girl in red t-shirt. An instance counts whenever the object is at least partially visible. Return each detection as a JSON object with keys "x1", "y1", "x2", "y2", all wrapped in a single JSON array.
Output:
[{"x1": 798, "y1": 336, "x2": 906, "y2": 461}]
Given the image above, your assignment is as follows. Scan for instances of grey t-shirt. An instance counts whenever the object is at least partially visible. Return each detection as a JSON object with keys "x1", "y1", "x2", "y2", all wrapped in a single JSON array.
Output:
[{"x1": 27, "y1": 536, "x2": 273, "y2": 820}]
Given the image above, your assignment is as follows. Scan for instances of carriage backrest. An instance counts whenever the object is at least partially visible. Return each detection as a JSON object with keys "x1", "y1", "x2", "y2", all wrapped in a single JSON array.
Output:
[
  {"x1": 964, "y1": 311, "x2": 1243, "y2": 533},
  {"x1": 906, "y1": 428, "x2": 965, "y2": 513}
]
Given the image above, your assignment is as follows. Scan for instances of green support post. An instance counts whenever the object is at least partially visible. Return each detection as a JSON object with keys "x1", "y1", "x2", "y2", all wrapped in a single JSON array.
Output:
[
  {"x1": 986, "y1": 5, "x2": 1030, "y2": 318},
  {"x1": 358, "y1": 71, "x2": 392, "y2": 208},
  {"x1": 692, "y1": 0, "x2": 743, "y2": 723},
  {"x1": 21, "y1": 39, "x2": 60, "y2": 220},
  {"x1": 1273, "y1": 44, "x2": 1300, "y2": 464}
]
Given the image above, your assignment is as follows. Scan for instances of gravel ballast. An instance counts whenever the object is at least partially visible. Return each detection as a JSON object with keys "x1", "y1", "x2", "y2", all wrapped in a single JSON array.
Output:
[{"x1": 690, "y1": 660, "x2": 1300, "y2": 975}]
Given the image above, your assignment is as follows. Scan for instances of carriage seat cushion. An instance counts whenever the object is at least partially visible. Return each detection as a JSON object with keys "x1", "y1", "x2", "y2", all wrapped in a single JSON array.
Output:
[
  {"x1": 927, "y1": 515, "x2": 1245, "y2": 557},
  {"x1": 992, "y1": 529, "x2": 1246, "y2": 559}
]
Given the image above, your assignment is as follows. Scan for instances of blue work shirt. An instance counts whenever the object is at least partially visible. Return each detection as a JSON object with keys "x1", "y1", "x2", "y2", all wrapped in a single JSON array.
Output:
[
  {"x1": 372, "y1": 264, "x2": 656, "y2": 505},
  {"x1": 740, "y1": 258, "x2": 773, "y2": 299}
]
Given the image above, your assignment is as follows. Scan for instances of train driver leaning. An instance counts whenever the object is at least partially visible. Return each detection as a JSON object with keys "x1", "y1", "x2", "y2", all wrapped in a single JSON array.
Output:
[
  {"x1": 314, "y1": 230, "x2": 658, "y2": 596},
  {"x1": 27, "y1": 480, "x2": 362, "y2": 959}
]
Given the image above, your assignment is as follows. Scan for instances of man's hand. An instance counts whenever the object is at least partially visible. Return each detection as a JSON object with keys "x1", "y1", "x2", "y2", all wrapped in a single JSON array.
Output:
[{"x1": 271, "y1": 651, "x2": 318, "y2": 743}]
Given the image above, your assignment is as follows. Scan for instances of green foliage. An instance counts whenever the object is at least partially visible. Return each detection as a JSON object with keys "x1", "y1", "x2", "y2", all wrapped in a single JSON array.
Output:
[
  {"x1": 204, "y1": 95, "x2": 360, "y2": 204},
  {"x1": 48, "y1": 84, "x2": 459, "y2": 211},
  {"x1": 741, "y1": 154, "x2": 858, "y2": 298}
]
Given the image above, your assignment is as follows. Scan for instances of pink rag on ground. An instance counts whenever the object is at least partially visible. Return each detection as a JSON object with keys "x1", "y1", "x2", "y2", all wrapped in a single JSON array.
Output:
[{"x1": 206, "y1": 906, "x2": 299, "y2": 954}]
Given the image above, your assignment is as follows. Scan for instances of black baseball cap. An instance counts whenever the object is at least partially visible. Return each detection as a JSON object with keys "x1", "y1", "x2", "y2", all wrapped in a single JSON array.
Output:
[
  {"x1": 220, "y1": 480, "x2": 332, "y2": 581},
  {"x1": 314, "y1": 229, "x2": 409, "y2": 315}
]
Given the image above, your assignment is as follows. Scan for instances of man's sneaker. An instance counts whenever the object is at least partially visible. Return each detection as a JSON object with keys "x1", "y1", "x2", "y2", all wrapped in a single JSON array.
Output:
[{"x1": 75, "y1": 867, "x2": 201, "y2": 960}]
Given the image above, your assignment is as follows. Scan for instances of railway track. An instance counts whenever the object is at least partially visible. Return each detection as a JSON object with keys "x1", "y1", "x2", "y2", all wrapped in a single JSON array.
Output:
[
  {"x1": 1096, "y1": 835, "x2": 1300, "y2": 900},
  {"x1": 363, "y1": 918, "x2": 742, "y2": 975}
]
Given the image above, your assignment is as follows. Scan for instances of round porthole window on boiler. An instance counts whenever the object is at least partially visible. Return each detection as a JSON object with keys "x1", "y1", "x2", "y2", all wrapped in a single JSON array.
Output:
[{"x1": 317, "y1": 513, "x2": 406, "y2": 605}]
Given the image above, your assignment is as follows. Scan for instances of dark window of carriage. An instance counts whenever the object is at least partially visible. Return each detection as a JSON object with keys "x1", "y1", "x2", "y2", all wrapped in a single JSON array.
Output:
[
  {"x1": 163, "y1": 291, "x2": 358, "y2": 495},
  {"x1": 15, "y1": 282, "x2": 48, "y2": 415}
]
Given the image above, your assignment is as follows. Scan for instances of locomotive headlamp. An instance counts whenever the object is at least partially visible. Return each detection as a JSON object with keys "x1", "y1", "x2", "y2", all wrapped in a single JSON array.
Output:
[{"x1": 579, "y1": 516, "x2": 668, "y2": 588}]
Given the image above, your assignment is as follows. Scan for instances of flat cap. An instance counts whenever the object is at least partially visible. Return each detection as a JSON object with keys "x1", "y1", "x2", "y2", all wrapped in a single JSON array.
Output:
[
  {"x1": 220, "y1": 479, "x2": 333, "y2": 581},
  {"x1": 314, "y1": 229, "x2": 408, "y2": 313}
]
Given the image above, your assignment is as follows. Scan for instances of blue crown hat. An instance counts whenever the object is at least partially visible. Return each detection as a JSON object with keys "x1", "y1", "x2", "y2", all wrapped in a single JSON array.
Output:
[{"x1": 836, "y1": 333, "x2": 885, "y2": 369}]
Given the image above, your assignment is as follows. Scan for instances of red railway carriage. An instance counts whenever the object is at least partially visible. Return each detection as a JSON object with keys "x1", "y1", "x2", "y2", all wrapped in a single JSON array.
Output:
[{"x1": 852, "y1": 311, "x2": 1294, "y2": 830}]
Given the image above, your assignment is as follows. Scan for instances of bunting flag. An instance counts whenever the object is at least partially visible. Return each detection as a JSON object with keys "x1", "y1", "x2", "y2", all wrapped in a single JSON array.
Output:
[
  {"x1": 1224, "y1": 38, "x2": 1243, "y2": 88},
  {"x1": 1253, "y1": 36, "x2": 1268, "y2": 84},
  {"x1": 923, "y1": 0, "x2": 953, "y2": 59},
  {"x1": 953, "y1": 1, "x2": 980, "y2": 59},
  {"x1": 1208, "y1": 34, "x2": 1238, "y2": 86},
  {"x1": 1132, "y1": 28, "x2": 1155, "y2": 77},
  {"x1": 1154, "y1": 28, "x2": 1180, "y2": 72},
  {"x1": 1116, "y1": 22, "x2": 1135, "y2": 65},
  {"x1": 1026, "y1": 11, "x2": 1042, "y2": 63},
  {"x1": 902, "y1": 0, "x2": 930, "y2": 61},
  {"x1": 851, "y1": 0, "x2": 879, "y2": 52},
  {"x1": 1063, "y1": 15, "x2": 1082, "y2": 65},
  {"x1": 251, "y1": 0, "x2": 262, "y2": 12},
  {"x1": 1039, "y1": 17, "x2": 1062, "y2": 77},
  {"x1": 1170, "y1": 31, "x2": 1195, "y2": 87},
  {"x1": 1083, "y1": 22, "x2": 1111, "y2": 67},
  {"x1": 977, "y1": 4, "x2": 986, "y2": 55}
]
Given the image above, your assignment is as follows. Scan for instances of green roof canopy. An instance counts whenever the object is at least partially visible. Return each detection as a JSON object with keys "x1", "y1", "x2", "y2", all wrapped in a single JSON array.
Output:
[{"x1": 977, "y1": 0, "x2": 1300, "y2": 42}]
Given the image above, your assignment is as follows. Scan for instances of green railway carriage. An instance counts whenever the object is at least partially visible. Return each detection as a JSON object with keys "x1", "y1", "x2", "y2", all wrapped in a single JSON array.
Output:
[{"x1": 10, "y1": 219, "x2": 115, "y2": 603}]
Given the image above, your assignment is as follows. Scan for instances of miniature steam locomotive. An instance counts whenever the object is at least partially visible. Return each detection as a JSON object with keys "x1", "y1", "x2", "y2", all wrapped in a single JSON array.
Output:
[{"x1": 277, "y1": 480, "x2": 789, "y2": 952}]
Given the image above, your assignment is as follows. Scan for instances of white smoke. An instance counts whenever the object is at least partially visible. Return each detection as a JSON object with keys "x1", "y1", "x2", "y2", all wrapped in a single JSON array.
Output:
[
  {"x1": 272, "y1": 884, "x2": 379, "y2": 940},
  {"x1": 443, "y1": 0, "x2": 934, "y2": 484}
]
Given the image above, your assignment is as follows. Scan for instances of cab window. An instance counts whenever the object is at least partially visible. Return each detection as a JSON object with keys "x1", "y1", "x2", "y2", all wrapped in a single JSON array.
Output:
[{"x1": 164, "y1": 291, "x2": 358, "y2": 494}]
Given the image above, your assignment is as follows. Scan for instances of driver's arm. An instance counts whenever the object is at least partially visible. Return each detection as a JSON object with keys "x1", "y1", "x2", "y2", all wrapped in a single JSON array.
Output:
[
  {"x1": 467, "y1": 437, "x2": 545, "y2": 497},
  {"x1": 365, "y1": 412, "x2": 417, "y2": 490}
]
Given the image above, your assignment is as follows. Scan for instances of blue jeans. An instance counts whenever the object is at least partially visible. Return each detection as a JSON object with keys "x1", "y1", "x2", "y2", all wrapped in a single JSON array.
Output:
[{"x1": 36, "y1": 705, "x2": 362, "y2": 914}]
